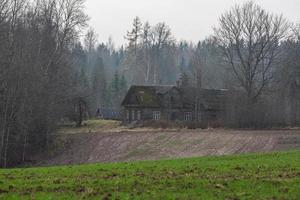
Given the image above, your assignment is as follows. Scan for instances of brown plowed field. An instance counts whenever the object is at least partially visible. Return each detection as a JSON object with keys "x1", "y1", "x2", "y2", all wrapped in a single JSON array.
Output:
[{"x1": 43, "y1": 129, "x2": 300, "y2": 166}]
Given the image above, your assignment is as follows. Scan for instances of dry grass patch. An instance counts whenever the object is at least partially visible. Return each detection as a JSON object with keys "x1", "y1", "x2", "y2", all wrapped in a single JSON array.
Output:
[{"x1": 58, "y1": 120, "x2": 123, "y2": 134}]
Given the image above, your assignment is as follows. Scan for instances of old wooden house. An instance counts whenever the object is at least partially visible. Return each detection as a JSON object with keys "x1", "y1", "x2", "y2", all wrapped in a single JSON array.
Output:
[{"x1": 121, "y1": 85, "x2": 228, "y2": 124}]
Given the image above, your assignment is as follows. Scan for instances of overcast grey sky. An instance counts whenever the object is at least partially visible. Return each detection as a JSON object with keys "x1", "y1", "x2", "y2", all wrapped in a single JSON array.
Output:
[{"x1": 85, "y1": 0, "x2": 300, "y2": 47}]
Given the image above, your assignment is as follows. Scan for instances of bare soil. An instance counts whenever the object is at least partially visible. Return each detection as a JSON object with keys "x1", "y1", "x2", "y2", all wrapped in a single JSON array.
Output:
[{"x1": 41, "y1": 129, "x2": 300, "y2": 166}]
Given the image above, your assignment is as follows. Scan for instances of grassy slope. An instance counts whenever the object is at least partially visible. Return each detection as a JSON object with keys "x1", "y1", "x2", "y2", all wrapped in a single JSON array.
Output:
[{"x1": 0, "y1": 151, "x2": 300, "y2": 200}]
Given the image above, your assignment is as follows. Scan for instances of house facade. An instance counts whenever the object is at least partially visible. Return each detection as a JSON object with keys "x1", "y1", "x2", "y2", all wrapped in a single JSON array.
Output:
[{"x1": 121, "y1": 85, "x2": 228, "y2": 125}]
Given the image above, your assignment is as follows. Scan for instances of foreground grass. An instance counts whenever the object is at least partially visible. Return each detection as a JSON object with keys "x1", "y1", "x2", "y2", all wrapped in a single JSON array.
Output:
[{"x1": 0, "y1": 151, "x2": 300, "y2": 200}]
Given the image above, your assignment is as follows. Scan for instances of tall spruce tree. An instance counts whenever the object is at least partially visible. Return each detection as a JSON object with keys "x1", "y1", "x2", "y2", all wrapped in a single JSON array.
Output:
[{"x1": 92, "y1": 56, "x2": 106, "y2": 109}]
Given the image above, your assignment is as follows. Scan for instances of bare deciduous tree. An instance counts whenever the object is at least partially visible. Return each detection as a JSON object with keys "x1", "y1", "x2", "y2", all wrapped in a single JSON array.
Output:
[
  {"x1": 84, "y1": 28, "x2": 98, "y2": 53},
  {"x1": 151, "y1": 22, "x2": 174, "y2": 84},
  {"x1": 125, "y1": 16, "x2": 142, "y2": 54},
  {"x1": 214, "y1": 1, "x2": 290, "y2": 103}
]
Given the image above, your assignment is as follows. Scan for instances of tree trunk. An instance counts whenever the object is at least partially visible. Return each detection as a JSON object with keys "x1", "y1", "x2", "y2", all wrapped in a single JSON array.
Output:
[
  {"x1": 0, "y1": 97, "x2": 10, "y2": 165},
  {"x1": 3, "y1": 127, "x2": 11, "y2": 168},
  {"x1": 22, "y1": 132, "x2": 28, "y2": 163},
  {"x1": 76, "y1": 99, "x2": 83, "y2": 127}
]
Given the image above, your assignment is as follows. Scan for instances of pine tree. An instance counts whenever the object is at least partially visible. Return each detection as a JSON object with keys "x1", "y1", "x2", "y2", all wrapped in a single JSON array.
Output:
[
  {"x1": 111, "y1": 71, "x2": 120, "y2": 93},
  {"x1": 110, "y1": 71, "x2": 121, "y2": 109},
  {"x1": 180, "y1": 56, "x2": 186, "y2": 73},
  {"x1": 92, "y1": 56, "x2": 106, "y2": 108},
  {"x1": 125, "y1": 16, "x2": 142, "y2": 53},
  {"x1": 120, "y1": 74, "x2": 127, "y2": 91},
  {"x1": 79, "y1": 67, "x2": 89, "y2": 88}
]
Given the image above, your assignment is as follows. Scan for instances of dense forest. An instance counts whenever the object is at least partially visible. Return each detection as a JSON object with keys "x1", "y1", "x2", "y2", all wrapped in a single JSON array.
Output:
[{"x1": 0, "y1": 0, "x2": 299, "y2": 167}]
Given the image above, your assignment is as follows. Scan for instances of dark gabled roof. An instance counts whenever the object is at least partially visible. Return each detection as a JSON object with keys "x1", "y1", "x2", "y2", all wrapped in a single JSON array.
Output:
[
  {"x1": 155, "y1": 85, "x2": 176, "y2": 94},
  {"x1": 181, "y1": 87, "x2": 228, "y2": 110},
  {"x1": 121, "y1": 85, "x2": 177, "y2": 108},
  {"x1": 121, "y1": 85, "x2": 228, "y2": 110}
]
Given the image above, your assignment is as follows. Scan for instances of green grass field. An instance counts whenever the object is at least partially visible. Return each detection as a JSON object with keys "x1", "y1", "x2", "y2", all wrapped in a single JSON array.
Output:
[{"x1": 0, "y1": 151, "x2": 300, "y2": 200}]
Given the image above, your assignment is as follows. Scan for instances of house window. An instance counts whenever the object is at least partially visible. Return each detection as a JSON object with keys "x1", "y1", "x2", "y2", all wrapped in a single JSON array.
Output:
[
  {"x1": 184, "y1": 112, "x2": 192, "y2": 121},
  {"x1": 132, "y1": 110, "x2": 135, "y2": 121},
  {"x1": 137, "y1": 110, "x2": 141, "y2": 120},
  {"x1": 153, "y1": 111, "x2": 161, "y2": 121},
  {"x1": 126, "y1": 110, "x2": 130, "y2": 120}
]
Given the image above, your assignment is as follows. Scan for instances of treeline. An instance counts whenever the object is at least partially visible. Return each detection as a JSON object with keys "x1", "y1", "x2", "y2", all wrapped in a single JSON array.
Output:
[
  {"x1": 0, "y1": 0, "x2": 90, "y2": 167},
  {"x1": 0, "y1": 0, "x2": 129, "y2": 167}
]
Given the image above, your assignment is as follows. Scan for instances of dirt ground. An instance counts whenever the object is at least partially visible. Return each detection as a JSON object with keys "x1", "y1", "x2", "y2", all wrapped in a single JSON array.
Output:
[{"x1": 41, "y1": 129, "x2": 300, "y2": 166}]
